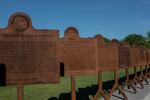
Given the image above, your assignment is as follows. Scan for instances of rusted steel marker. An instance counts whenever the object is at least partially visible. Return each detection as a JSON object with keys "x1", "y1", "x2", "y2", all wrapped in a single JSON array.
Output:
[
  {"x1": 118, "y1": 43, "x2": 137, "y2": 94},
  {"x1": 129, "y1": 46, "x2": 144, "y2": 89},
  {"x1": 94, "y1": 38, "x2": 128, "y2": 100},
  {"x1": 1, "y1": 12, "x2": 150, "y2": 100},
  {"x1": 0, "y1": 12, "x2": 60, "y2": 100},
  {"x1": 59, "y1": 27, "x2": 98, "y2": 100}
]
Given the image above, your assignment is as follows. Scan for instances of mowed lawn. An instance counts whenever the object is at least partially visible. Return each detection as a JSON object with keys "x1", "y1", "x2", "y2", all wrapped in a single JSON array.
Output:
[{"x1": 0, "y1": 68, "x2": 140, "y2": 100}]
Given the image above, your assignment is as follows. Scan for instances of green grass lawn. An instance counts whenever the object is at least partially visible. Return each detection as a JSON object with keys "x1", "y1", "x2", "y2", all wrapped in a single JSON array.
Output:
[{"x1": 0, "y1": 68, "x2": 141, "y2": 100}]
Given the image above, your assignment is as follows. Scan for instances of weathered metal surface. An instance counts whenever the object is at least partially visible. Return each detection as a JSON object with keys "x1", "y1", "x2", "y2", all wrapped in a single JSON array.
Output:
[
  {"x1": 129, "y1": 46, "x2": 146, "y2": 67},
  {"x1": 129, "y1": 45, "x2": 140, "y2": 67},
  {"x1": 97, "y1": 37, "x2": 119, "y2": 71},
  {"x1": 139, "y1": 46, "x2": 147, "y2": 66},
  {"x1": 71, "y1": 76, "x2": 76, "y2": 100},
  {"x1": 17, "y1": 85, "x2": 24, "y2": 100},
  {"x1": 0, "y1": 12, "x2": 149, "y2": 87},
  {"x1": 146, "y1": 48, "x2": 150, "y2": 64},
  {"x1": 59, "y1": 27, "x2": 97, "y2": 76},
  {"x1": 97, "y1": 38, "x2": 131, "y2": 70},
  {"x1": 0, "y1": 12, "x2": 60, "y2": 85},
  {"x1": 118, "y1": 43, "x2": 130, "y2": 68}
]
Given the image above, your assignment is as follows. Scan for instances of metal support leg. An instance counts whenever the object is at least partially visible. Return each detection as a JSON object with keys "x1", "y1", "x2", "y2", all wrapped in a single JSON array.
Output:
[
  {"x1": 71, "y1": 76, "x2": 76, "y2": 100},
  {"x1": 143, "y1": 66, "x2": 149, "y2": 85},
  {"x1": 148, "y1": 65, "x2": 150, "y2": 79},
  {"x1": 139, "y1": 66, "x2": 143, "y2": 81},
  {"x1": 122, "y1": 68, "x2": 137, "y2": 94},
  {"x1": 93, "y1": 71, "x2": 108, "y2": 100},
  {"x1": 139, "y1": 66, "x2": 148, "y2": 85},
  {"x1": 107, "y1": 71, "x2": 128, "y2": 100},
  {"x1": 17, "y1": 85, "x2": 24, "y2": 100},
  {"x1": 132, "y1": 67, "x2": 144, "y2": 89}
]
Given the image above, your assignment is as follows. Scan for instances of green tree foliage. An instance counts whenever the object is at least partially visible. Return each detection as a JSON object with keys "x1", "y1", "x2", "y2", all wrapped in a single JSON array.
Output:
[
  {"x1": 147, "y1": 31, "x2": 150, "y2": 39},
  {"x1": 145, "y1": 31, "x2": 150, "y2": 48},
  {"x1": 104, "y1": 37, "x2": 110, "y2": 43},
  {"x1": 122, "y1": 34, "x2": 146, "y2": 46}
]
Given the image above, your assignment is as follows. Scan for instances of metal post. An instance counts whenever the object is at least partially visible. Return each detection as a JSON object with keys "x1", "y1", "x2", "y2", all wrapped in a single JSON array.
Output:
[
  {"x1": 144, "y1": 65, "x2": 149, "y2": 85},
  {"x1": 140, "y1": 66, "x2": 143, "y2": 76},
  {"x1": 126, "y1": 68, "x2": 129, "y2": 81},
  {"x1": 140, "y1": 66, "x2": 143, "y2": 81},
  {"x1": 71, "y1": 76, "x2": 76, "y2": 100},
  {"x1": 145, "y1": 66, "x2": 148, "y2": 76},
  {"x1": 93, "y1": 71, "x2": 108, "y2": 100},
  {"x1": 17, "y1": 85, "x2": 24, "y2": 100},
  {"x1": 98, "y1": 71, "x2": 102, "y2": 89},
  {"x1": 114, "y1": 70, "x2": 118, "y2": 82},
  {"x1": 134, "y1": 67, "x2": 137, "y2": 77}
]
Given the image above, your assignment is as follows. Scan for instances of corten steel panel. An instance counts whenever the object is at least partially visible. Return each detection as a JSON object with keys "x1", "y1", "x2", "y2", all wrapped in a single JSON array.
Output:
[
  {"x1": 118, "y1": 44, "x2": 130, "y2": 68},
  {"x1": 0, "y1": 12, "x2": 60, "y2": 85},
  {"x1": 59, "y1": 27, "x2": 97, "y2": 76},
  {"x1": 146, "y1": 49, "x2": 150, "y2": 64},
  {"x1": 129, "y1": 46, "x2": 140, "y2": 67},
  {"x1": 149, "y1": 49, "x2": 150, "y2": 64},
  {"x1": 139, "y1": 46, "x2": 147, "y2": 66},
  {"x1": 97, "y1": 37, "x2": 119, "y2": 71},
  {"x1": 108, "y1": 41, "x2": 131, "y2": 69}
]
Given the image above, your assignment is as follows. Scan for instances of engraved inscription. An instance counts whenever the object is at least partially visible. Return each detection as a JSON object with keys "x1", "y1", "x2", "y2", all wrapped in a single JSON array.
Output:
[{"x1": 0, "y1": 12, "x2": 59, "y2": 85}]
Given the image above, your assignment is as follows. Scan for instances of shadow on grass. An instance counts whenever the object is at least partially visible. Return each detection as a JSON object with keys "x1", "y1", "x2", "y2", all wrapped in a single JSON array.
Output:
[
  {"x1": 48, "y1": 86, "x2": 97, "y2": 100},
  {"x1": 48, "y1": 72, "x2": 144, "y2": 100},
  {"x1": 48, "y1": 78, "x2": 127, "y2": 100}
]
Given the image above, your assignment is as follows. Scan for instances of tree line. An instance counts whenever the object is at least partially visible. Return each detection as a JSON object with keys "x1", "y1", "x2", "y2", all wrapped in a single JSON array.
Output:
[{"x1": 104, "y1": 31, "x2": 150, "y2": 48}]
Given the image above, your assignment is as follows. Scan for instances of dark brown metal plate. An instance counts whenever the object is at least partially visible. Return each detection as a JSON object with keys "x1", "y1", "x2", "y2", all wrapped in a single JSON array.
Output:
[
  {"x1": 129, "y1": 46, "x2": 140, "y2": 67},
  {"x1": 59, "y1": 27, "x2": 97, "y2": 76},
  {"x1": 97, "y1": 37, "x2": 119, "y2": 71},
  {"x1": 146, "y1": 48, "x2": 150, "y2": 64},
  {"x1": 139, "y1": 47, "x2": 146, "y2": 66},
  {"x1": 0, "y1": 12, "x2": 60, "y2": 85},
  {"x1": 118, "y1": 44, "x2": 130, "y2": 68}
]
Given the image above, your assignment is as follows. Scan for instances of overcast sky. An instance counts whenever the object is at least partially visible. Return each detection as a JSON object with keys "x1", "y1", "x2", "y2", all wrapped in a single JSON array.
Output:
[{"x1": 0, "y1": 0, "x2": 150, "y2": 39}]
